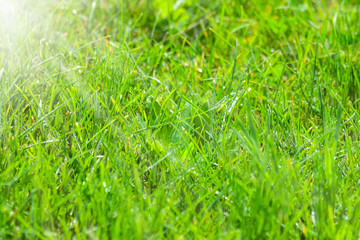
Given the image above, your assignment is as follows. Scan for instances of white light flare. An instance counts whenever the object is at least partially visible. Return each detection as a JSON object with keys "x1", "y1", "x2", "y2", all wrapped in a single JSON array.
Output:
[{"x1": 0, "y1": 0, "x2": 19, "y2": 35}]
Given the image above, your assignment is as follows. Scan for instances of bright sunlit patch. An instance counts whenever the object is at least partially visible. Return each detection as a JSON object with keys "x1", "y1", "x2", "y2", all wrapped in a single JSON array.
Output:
[
  {"x1": 0, "y1": 0, "x2": 19, "y2": 33},
  {"x1": 0, "y1": 0, "x2": 15, "y2": 19}
]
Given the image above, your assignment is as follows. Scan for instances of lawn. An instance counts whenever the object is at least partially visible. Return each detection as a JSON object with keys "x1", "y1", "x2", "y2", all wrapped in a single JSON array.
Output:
[{"x1": 1, "y1": 0, "x2": 360, "y2": 239}]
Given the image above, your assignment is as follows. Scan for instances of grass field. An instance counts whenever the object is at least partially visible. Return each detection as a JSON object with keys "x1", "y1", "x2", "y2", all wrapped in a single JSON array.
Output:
[{"x1": 1, "y1": 0, "x2": 360, "y2": 239}]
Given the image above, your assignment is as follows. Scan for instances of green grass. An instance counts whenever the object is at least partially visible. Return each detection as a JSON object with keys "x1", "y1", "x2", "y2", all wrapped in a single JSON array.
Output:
[{"x1": 1, "y1": 0, "x2": 360, "y2": 239}]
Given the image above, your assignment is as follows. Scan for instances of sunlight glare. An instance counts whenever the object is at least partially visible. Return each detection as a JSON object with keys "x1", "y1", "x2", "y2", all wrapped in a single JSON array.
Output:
[{"x1": 0, "y1": 0, "x2": 19, "y2": 33}]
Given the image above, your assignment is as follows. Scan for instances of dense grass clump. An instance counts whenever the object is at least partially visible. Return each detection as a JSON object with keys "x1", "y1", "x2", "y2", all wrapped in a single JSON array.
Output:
[{"x1": 1, "y1": 0, "x2": 360, "y2": 239}]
